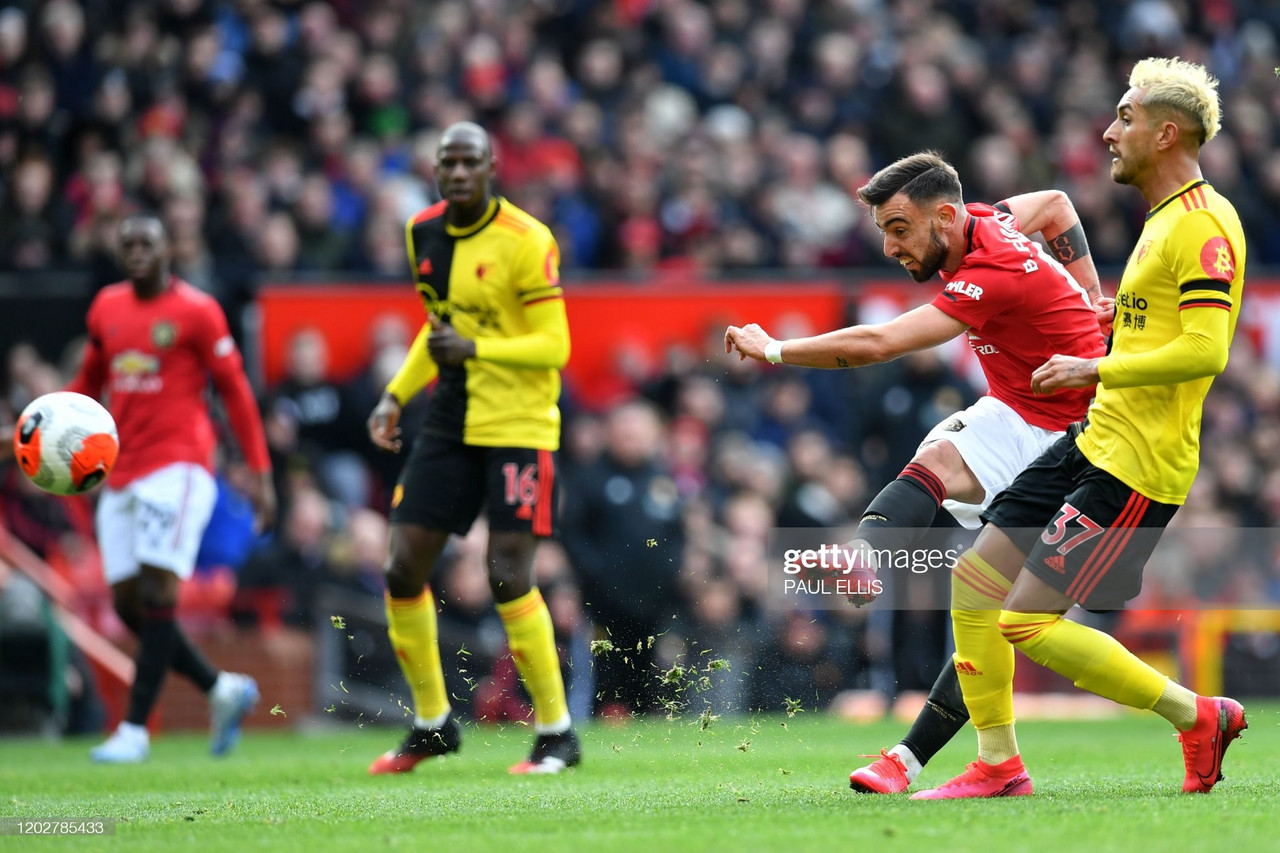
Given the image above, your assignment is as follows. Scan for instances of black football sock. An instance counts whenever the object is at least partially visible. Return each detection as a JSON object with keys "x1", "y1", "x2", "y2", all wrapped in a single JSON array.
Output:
[
  {"x1": 119, "y1": 608, "x2": 218, "y2": 692},
  {"x1": 171, "y1": 628, "x2": 219, "y2": 694},
  {"x1": 125, "y1": 607, "x2": 179, "y2": 726},
  {"x1": 899, "y1": 659, "x2": 969, "y2": 766},
  {"x1": 854, "y1": 463, "x2": 946, "y2": 552}
]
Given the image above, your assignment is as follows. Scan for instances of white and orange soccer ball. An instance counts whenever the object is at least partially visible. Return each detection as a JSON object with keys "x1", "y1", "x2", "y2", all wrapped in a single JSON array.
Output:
[{"x1": 13, "y1": 391, "x2": 119, "y2": 496}]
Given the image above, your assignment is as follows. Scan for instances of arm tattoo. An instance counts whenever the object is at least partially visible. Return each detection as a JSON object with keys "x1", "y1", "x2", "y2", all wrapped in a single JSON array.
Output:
[
  {"x1": 1047, "y1": 221, "x2": 1090, "y2": 266},
  {"x1": 835, "y1": 356, "x2": 849, "y2": 368}
]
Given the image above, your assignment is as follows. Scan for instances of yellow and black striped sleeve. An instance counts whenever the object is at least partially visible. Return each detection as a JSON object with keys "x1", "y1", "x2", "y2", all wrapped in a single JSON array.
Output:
[{"x1": 383, "y1": 211, "x2": 444, "y2": 404}]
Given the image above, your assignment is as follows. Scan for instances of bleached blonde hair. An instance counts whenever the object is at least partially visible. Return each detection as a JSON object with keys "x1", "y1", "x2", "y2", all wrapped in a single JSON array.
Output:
[{"x1": 1129, "y1": 57, "x2": 1221, "y2": 145}]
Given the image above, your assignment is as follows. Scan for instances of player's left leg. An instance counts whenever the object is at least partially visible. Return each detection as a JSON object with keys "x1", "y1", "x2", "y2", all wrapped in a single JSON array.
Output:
[
  {"x1": 486, "y1": 448, "x2": 579, "y2": 774},
  {"x1": 846, "y1": 422, "x2": 991, "y2": 791},
  {"x1": 998, "y1": 473, "x2": 1245, "y2": 793},
  {"x1": 490, "y1": 530, "x2": 579, "y2": 774}
]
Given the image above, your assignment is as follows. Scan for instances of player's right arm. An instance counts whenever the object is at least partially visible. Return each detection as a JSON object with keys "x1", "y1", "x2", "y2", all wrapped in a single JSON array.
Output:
[
  {"x1": 373, "y1": 215, "x2": 446, "y2": 452},
  {"x1": 64, "y1": 298, "x2": 107, "y2": 398},
  {"x1": 725, "y1": 303, "x2": 968, "y2": 368},
  {"x1": 370, "y1": 321, "x2": 439, "y2": 452}
]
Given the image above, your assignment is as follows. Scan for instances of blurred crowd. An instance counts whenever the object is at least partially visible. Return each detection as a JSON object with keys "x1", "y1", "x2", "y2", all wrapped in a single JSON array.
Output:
[
  {"x1": 2, "y1": 0, "x2": 1280, "y2": 302},
  {"x1": 4, "y1": 0, "x2": 1280, "y2": 730}
]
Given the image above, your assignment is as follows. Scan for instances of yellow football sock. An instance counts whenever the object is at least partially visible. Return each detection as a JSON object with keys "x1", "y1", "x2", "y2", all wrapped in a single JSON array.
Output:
[
  {"x1": 386, "y1": 590, "x2": 450, "y2": 722},
  {"x1": 951, "y1": 550, "x2": 1016, "y2": 736},
  {"x1": 1152, "y1": 680, "x2": 1199, "y2": 731},
  {"x1": 496, "y1": 588, "x2": 570, "y2": 732},
  {"x1": 976, "y1": 724, "x2": 1020, "y2": 765},
  {"x1": 998, "y1": 610, "x2": 1167, "y2": 712}
]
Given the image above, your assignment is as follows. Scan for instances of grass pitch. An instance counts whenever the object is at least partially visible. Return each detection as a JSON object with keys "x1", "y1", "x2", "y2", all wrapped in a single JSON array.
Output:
[{"x1": 3, "y1": 705, "x2": 1278, "y2": 853}]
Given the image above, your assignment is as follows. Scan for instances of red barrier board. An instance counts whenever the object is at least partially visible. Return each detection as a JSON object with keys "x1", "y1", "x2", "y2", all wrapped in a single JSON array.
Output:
[
  {"x1": 257, "y1": 278, "x2": 1280, "y2": 409},
  {"x1": 257, "y1": 280, "x2": 848, "y2": 406}
]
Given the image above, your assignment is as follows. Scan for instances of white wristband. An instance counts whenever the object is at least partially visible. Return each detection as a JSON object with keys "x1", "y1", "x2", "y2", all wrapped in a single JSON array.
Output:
[{"x1": 764, "y1": 340, "x2": 785, "y2": 364}]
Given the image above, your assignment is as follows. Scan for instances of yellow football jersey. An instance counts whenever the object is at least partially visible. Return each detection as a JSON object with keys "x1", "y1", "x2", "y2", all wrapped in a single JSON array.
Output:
[
  {"x1": 1077, "y1": 180, "x2": 1246, "y2": 504},
  {"x1": 401, "y1": 197, "x2": 565, "y2": 450}
]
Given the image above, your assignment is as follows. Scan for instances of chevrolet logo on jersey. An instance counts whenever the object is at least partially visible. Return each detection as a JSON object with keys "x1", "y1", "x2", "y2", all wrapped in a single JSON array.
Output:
[{"x1": 112, "y1": 350, "x2": 159, "y2": 375}]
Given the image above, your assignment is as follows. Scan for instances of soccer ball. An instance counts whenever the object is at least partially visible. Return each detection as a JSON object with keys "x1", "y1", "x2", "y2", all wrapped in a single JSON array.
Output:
[{"x1": 13, "y1": 391, "x2": 119, "y2": 496}]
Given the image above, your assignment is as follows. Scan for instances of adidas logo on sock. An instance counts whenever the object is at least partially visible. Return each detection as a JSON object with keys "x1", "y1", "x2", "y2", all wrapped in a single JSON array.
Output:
[{"x1": 955, "y1": 660, "x2": 984, "y2": 676}]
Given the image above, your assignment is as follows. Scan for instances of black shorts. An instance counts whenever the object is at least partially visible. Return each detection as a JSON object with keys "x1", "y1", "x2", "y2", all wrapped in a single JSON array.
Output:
[
  {"x1": 981, "y1": 433, "x2": 1179, "y2": 610},
  {"x1": 390, "y1": 433, "x2": 559, "y2": 538}
]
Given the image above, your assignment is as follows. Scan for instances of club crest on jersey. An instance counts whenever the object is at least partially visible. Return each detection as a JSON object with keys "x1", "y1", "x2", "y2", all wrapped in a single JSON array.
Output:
[
  {"x1": 544, "y1": 247, "x2": 560, "y2": 286},
  {"x1": 1134, "y1": 240, "x2": 1152, "y2": 265},
  {"x1": 944, "y1": 279, "x2": 983, "y2": 300},
  {"x1": 151, "y1": 321, "x2": 177, "y2": 349},
  {"x1": 475, "y1": 263, "x2": 489, "y2": 280}
]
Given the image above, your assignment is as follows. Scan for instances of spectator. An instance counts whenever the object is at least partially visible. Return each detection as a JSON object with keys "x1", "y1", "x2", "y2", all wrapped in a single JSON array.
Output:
[
  {"x1": 268, "y1": 327, "x2": 369, "y2": 509},
  {"x1": 233, "y1": 486, "x2": 335, "y2": 631},
  {"x1": 562, "y1": 400, "x2": 685, "y2": 714}
]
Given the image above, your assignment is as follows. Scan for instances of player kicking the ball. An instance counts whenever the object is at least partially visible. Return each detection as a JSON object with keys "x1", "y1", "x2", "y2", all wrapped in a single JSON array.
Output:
[
  {"x1": 726, "y1": 151, "x2": 1110, "y2": 793},
  {"x1": 913, "y1": 57, "x2": 1246, "y2": 800},
  {"x1": 67, "y1": 215, "x2": 275, "y2": 763}
]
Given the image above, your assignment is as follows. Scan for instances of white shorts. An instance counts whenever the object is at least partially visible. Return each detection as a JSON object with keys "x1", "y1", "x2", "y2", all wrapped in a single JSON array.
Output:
[
  {"x1": 96, "y1": 462, "x2": 218, "y2": 584},
  {"x1": 917, "y1": 396, "x2": 1064, "y2": 529}
]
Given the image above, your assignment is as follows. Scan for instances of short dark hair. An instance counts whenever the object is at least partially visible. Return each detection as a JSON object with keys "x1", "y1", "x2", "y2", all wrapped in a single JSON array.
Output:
[
  {"x1": 855, "y1": 151, "x2": 962, "y2": 208},
  {"x1": 119, "y1": 213, "x2": 168, "y2": 238}
]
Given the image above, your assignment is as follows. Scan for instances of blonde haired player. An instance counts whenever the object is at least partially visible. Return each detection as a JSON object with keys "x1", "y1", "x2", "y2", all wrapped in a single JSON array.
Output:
[{"x1": 915, "y1": 57, "x2": 1247, "y2": 799}]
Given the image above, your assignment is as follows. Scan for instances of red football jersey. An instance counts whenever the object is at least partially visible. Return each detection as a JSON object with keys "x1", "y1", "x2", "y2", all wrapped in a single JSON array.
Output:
[
  {"x1": 66, "y1": 277, "x2": 270, "y2": 486},
  {"x1": 931, "y1": 204, "x2": 1106, "y2": 431}
]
